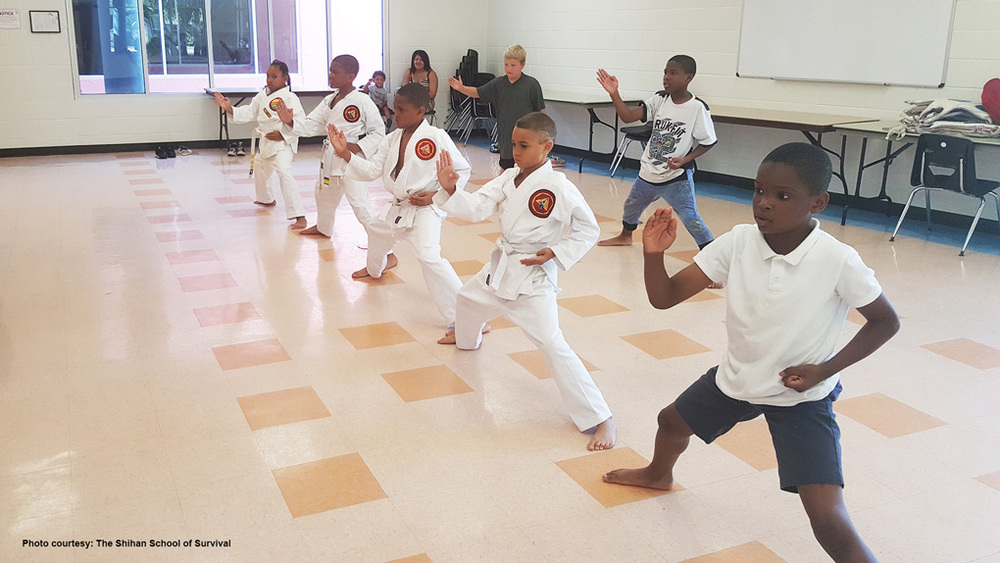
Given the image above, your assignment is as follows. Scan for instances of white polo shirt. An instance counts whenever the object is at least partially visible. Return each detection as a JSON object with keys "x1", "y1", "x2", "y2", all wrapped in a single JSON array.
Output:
[{"x1": 693, "y1": 220, "x2": 883, "y2": 407}]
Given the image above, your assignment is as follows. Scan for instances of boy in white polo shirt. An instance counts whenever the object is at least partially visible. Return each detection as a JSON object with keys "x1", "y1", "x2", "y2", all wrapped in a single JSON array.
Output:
[{"x1": 604, "y1": 143, "x2": 899, "y2": 562}]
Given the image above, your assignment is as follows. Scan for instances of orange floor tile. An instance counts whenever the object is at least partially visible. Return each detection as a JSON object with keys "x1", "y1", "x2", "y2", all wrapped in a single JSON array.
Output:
[
  {"x1": 272, "y1": 454, "x2": 387, "y2": 518},
  {"x1": 835, "y1": 393, "x2": 947, "y2": 438},
  {"x1": 192, "y1": 302, "x2": 261, "y2": 326},
  {"x1": 556, "y1": 447, "x2": 681, "y2": 508},
  {"x1": 237, "y1": 386, "x2": 332, "y2": 430},
  {"x1": 212, "y1": 338, "x2": 292, "y2": 371},
  {"x1": 621, "y1": 328, "x2": 713, "y2": 360},
  {"x1": 339, "y1": 321, "x2": 416, "y2": 349},
  {"x1": 381, "y1": 365, "x2": 475, "y2": 402}
]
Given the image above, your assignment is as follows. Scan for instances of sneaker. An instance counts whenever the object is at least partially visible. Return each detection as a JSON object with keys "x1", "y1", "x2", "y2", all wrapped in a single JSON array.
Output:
[
  {"x1": 155, "y1": 146, "x2": 168, "y2": 159},
  {"x1": 549, "y1": 155, "x2": 566, "y2": 167},
  {"x1": 236, "y1": 142, "x2": 246, "y2": 156},
  {"x1": 165, "y1": 146, "x2": 176, "y2": 158},
  {"x1": 489, "y1": 142, "x2": 500, "y2": 154},
  {"x1": 177, "y1": 145, "x2": 192, "y2": 156},
  {"x1": 227, "y1": 143, "x2": 237, "y2": 157}
]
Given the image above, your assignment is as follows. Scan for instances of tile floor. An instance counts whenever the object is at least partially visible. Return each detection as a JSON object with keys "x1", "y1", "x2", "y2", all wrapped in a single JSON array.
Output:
[{"x1": 1, "y1": 141, "x2": 999, "y2": 562}]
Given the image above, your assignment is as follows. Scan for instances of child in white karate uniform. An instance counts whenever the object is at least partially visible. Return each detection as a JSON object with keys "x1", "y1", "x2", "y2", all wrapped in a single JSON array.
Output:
[
  {"x1": 434, "y1": 112, "x2": 616, "y2": 451},
  {"x1": 214, "y1": 60, "x2": 306, "y2": 229},
  {"x1": 277, "y1": 55, "x2": 385, "y2": 237},
  {"x1": 327, "y1": 83, "x2": 469, "y2": 326}
]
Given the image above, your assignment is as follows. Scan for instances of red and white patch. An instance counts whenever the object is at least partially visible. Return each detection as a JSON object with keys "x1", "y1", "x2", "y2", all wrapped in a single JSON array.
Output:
[
  {"x1": 343, "y1": 105, "x2": 360, "y2": 123},
  {"x1": 268, "y1": 97, "x2": 283, "y2": 111},
  {"x1": 528, "y1": 189, "x2": 556, "y2": 218},
  {"x1": 415, "y1": 138, "x2": 437, "y2": 161}
]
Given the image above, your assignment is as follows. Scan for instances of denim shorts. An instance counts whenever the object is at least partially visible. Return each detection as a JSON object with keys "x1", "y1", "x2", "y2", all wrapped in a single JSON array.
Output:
[{"x1": 675, "y1": 367, "x2": 844, "y2": 493}]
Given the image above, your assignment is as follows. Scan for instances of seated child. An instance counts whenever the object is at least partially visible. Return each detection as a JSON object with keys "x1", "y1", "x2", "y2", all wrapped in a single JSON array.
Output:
[
  {"x1": 327, "y1": 83, "x2": 469, "y2": 326},
  {"x1": 434, "y1": 112, "x2": 615, "y2": 451},
  {"x1": 214, "y1": 60, "x2": 306, "y2": 229},
  {"x1": 277, "y1": 55, "x2": 384, "y2": 238},
  {"x1": 361, "y1": 70, "x2": 393, "y2": 131},
  {"x1": 604, "y1": 142, "x2": 900, "y2": 562}
]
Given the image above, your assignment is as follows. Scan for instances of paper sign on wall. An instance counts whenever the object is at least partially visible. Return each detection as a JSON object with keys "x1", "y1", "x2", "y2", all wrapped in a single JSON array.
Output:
[{"x1": 0, "y1": 9, "x2": 21, "y2": 29}]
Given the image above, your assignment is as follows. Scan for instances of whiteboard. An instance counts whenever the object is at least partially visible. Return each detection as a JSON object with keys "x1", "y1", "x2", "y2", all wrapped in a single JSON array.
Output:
[{"x1": 737, "y1": 0, "x2": 955, "y2": 87}]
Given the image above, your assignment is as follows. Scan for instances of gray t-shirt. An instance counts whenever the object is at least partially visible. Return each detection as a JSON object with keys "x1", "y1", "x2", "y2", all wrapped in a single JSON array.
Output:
[{"x1": 477, "y1": 73, "x2": 545, "y2": 160}]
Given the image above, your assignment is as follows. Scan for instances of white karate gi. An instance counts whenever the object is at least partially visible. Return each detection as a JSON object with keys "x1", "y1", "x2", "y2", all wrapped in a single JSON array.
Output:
[
  {"x1": 345, "y1": 121, "x2": 471, "y2": 324},
  {"x1": 285, "y1": 89, "x2": 384, "y2": 235},
  {"x1": 432, "y1": 161, "x2": 612, "y2": 431},
  {"x1": 230, "y1": 86, "x2": 305, "y2": 220}
]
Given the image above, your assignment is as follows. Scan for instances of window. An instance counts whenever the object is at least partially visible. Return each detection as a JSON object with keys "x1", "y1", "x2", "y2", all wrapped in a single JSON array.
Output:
[{"x1": 72, "y1": 0, "x2": 383, "y2": 95}]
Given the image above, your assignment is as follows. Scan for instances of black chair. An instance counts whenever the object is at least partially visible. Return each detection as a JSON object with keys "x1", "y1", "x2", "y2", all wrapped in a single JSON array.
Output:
[
  {"x1": 890, "y1": 133, "x2": 1000, "y2": 256},
  {"x1": 609, "y1": 122, "x2": 653, "y2": 177}
]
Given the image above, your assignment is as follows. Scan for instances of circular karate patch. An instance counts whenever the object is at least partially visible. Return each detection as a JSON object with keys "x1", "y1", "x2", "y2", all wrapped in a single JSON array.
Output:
[
  {"x1": 268, "y1": 98, "x2": 283, "y2": 111},
  {"x1": 343, "y1": 105, "x2": 360, "y2": 123},
  {"x1": 528, "y1": 189, "x2": 556, "y2": 218},
  {"x1": 415, "y1": 138, "x2": 437, "y2": 160}
]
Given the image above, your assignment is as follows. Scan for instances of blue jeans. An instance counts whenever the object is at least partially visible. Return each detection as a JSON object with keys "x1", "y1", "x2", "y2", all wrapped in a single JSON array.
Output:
[{"x1": 621, "y1": 170, "x2": 713, "y2": 247}]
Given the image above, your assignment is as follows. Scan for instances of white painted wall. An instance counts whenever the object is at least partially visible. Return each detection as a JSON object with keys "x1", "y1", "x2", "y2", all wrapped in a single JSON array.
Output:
[
  {"x1": 481, "y1": 0, "x2": 1000, "y2": 218},
  {"x1": 2, "y1": 0, "x2": 998, "y2": 220},
  {"x1": 0, "y1": 0, "x2": 485, "y2": 150}
]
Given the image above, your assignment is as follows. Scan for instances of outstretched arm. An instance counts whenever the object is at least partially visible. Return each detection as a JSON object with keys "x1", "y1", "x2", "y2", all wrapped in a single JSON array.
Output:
[
  {"x1": 448, "y1": 76, "x2": 480, "y2": 98},
  {"x1": 780, "y1": 294, "x2": 900, "y2": 391},
  {"x1": 596, "y1": 69, "x2": 644, "y2": 123},
  {"x1": 213, "y1": 92, "x2": 233, "y2": 115},
  {"x1": 643, "y1": 207, "x2": 713, "y2": 309}
]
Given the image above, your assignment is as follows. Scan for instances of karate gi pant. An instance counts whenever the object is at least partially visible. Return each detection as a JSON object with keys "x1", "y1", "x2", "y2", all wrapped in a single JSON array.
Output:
[
  {"x1": 365, "y1": 208, "x2": 461, "y2": 324},
  {"x1": 454, "y1": 271, "x2": 613, "y2": 432},
  {"x1": 314, "y1": 176, "x2": 376, "y2": 237},
  {"x1": 255, "y1": 147, "x2": 305, "y2": 220}
]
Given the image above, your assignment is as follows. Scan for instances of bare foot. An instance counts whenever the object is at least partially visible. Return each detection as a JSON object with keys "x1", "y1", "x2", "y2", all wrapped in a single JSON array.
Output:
[
  {"x1": 351, "y1": 266, "x2": 371, "y2": 279},
  {"x1": 436, "y1": 323, "x2": 491, "y2": 345},
  {"x1": 597, "y1": 233, "x2": 633, "y2": 247},
  {"x1": 254, "y1": 200, "x2": 277, "y2": 206},
  {"x1": 587, "y1": 417, "x2": 616, "y2": 451},
  {"x1": 602, "y1": 466, "x2": 674, "y2": 490},
  {"x1": 384, "y1": 253, "x2": 398, "y2": 272},
  {"x1": 297, "y1": 225, "x2": 326, "y2": 237},
  {"x1": 290, "y1": 217, "x2": 307, "y2": 230}
]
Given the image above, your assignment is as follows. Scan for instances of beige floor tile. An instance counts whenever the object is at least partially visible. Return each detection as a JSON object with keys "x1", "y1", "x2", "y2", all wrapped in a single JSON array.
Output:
[
  {"x1": 487, "y1": 315, "x2": 517, "y2": 329},
  {"x1": 382, "y1": 364, "x2": 474, "y2": 402},
  {"x1": 621, "y1": 328, "x2": 713, "y2": 360},
  {"x1": 446, "y1": 216, "x2": 491, "y2": 225},
  {"x1": 156, "y1": 230, "x2": 204, "y2": 242},
  {"x1": 237, "y1": 386, "x2": 331, "y2": 430},
  {"x1": 339, "y1": 321, "x2": 416, "y2": 349},
  {"x1": 682, "y1": 541, "x2": 786, "y2": 562},
  {"x1": 227, "y1": 208, "x2": 273, "y2": 218},
  {"x1": 846, "y1": 308, "x2": 867, "y2": 325},
  {"x1": 478, "y1": 231, "x2": 501, "y2": 242},
  {"x1": 140, "y1": 200, "x2": 180, "y2": 209},
  {"x1": 212, "y1": 338, "x2": 292, "y2": 371},
  {"x1": 835, "y1": 393, "x2": 946, "y2": 438},
  {"x1": 230, "y1": 177, "x2": 255, "y2": 185},
  {"x1": 129, "y1": 178, "x2": 165, "y2": 185},
  {"x1": 124, "y1": 169, "x2": 157, "y2": 176},
  {"x1": 387, "y1": 555, "x2": 432, "y2": 563},
  {"x1": 450, "y1": 259, "x2": 486, "y2": 276},
  {"x1": 921, "y1": 338, "x2": 1000, "y2": 370},
  {"x1": 166, "y1": 249, "x2": 220, "y2": 265},
  {"x1": 147, "y1": 213, "x2": 191, "y2": 224},
  {"x1": 272, "y1": 453, "x2": 387, "y2": 518},
  {"x1": 507, "y1": 349, "x2": 598, "y2": 380},
  {"x1": 975, "y1": 471, "x2": 1000, "y2": 492},
  {"x1": 216, "y1": 196, "x2": 253, "y2": 203},
  {"x1": 118, "y1": 160, "x2": 149, "y2": 166},
  {"x1": 681, "y1": 289, "x2": 725, "y2": 302},
  {"x1": 559, "y1": 294, "x2": 630, "y2": 317},
  {"x1": 594, "y1": 213, "x2": 617, "y2": 222},
  {"x1": 132, "y1": 188, "x2": 170, "y2": 195},
  {"x1": 713, "y1": 417, "x2": 778, "y2": 471},
  {"x1": 178, "y1": 272, "x2": 239, "y2": 292},
  {"x1": 193, "y1": 302, "x2": 261, "y2": 326},
  {"x1": 555, "y1": 447, "x2": 681, "y2": 508}
]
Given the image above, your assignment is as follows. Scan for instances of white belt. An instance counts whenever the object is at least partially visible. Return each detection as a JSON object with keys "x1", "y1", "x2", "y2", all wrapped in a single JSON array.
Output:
[{"x1": 487, "y1": 236, "x2": 549, "y2": 292}]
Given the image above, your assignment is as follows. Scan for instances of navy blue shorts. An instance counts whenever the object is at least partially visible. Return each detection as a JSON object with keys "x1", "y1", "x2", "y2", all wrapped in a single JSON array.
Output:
[{"x1": 675, "y1": 367, "x2": 844, "y2": 493}]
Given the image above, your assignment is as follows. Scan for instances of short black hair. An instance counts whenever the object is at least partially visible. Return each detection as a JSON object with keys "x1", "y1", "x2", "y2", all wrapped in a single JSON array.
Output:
[
  {"x1": 514, "y1": 112, "x2": 557, "y2": 143},
  {"x1": 396, "y1": 82, "x2": 430, "y2": 111},
  {"x1": 373, "y1": 70, "x2": 386, "y2": 79},
  {"x1": 269, "y1": 59, "x2": 290, "y2": 87},
  {"x1": 762, "y1": 142, "x2": 833, "y2": 195},
  {"x1": 668, "y1": 54, "x2": 696, "y2": 76},
  {"x1": 332, "y1": 54, "x2": 359, "y2": 76}
]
